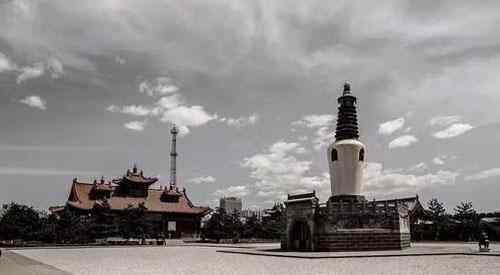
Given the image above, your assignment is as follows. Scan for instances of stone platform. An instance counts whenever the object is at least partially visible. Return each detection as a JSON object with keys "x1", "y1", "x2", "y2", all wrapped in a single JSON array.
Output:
[
  {"x1": 315, "y1": 229, "x2": 410, "y2": 251},
  {"x1": 218, "y1": 242, "x2": 500, "y2": 259},
  {"x1": 284, "y1": 193, "x2": 411, "y2": 251}
]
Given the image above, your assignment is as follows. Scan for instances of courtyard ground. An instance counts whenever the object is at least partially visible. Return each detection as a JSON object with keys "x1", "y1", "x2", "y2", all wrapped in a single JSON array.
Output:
[{"x1": 2, "y1": 242, "x2": 500, "y2": 275}]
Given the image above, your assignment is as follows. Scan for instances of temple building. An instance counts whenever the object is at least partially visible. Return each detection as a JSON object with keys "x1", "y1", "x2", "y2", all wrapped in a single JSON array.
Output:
[
  {"x1": 283, "y1": 83, "x2": 412, "y2": 251},
  {"x1": 61, "y1": 125, "x2": 209, "y2": 239}
]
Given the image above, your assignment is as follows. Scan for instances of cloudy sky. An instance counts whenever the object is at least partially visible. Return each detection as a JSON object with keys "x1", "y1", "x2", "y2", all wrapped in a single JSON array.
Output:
[{"x1": 1, "y1": 0, "x2": 500, "y2": 212}]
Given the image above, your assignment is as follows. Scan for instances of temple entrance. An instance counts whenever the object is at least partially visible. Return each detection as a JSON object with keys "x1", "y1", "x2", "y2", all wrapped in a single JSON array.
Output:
[{"x1": 289, "y1": 220, "x2": 311, "y2": 251}]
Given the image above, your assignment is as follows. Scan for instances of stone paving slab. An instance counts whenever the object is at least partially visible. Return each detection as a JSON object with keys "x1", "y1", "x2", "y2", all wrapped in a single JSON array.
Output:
[
  {"x1": 217, "y1": 243, "x2": 500, "y2": 259},
  {"x1": 0, "y1": 250, "x2": 72, "y2": 275}
]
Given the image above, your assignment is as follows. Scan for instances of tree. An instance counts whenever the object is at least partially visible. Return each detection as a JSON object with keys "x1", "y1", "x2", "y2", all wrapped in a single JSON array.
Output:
[
  {"x1": 242, "y1": 215, "x2": 263, "y2": 239},
  {"x1": 202, "y1": 209, "x2": 224, "y2": 242},
  {"x1": 454, "y1": 201, "x2": 478, "y2": 241},
  {"x1": 261, "y1": 203, "x2": 286, "y2": 239},
  {"x1": 0, "y1": 202, "x2": 42, "y2": 241},
  {"x1": 201, "y1": 208, "x2": 242, "y2": 242},
  {"x1": 89, "y1": 201, "x2": 118, "y2": 239},
  {"x1": 119, "y1": 203, "x2": 149, "y2": 239},
  {"x1": 56, "y1": 208, "x2": 89, "y2": 243},
  {"x1": 427, "y1": 198, "x2": 447, "y2": 240},
  {"x1": 37, "y1": 211, "x2": 57, "y2": 243},
  {"x1": 225, "y1": 211, "x2": 243, "y2": 242}
]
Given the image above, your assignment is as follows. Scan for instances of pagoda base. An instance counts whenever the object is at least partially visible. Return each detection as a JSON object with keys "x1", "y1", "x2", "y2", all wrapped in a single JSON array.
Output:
[
  {"x1": 315, "y1": 229, "x2": 410, "y2": 251},
  {"x1": 284, "y1": 194, "x2": 411, "y2": 252},
  {"x1": 329, "y1": 194, "x2": 367, "y2": 203}
]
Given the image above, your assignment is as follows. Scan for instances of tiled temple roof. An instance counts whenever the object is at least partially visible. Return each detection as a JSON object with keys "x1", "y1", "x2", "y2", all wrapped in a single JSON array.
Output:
[{"x1": 67, "y1": 181, "x2": 209, "y2": 215}]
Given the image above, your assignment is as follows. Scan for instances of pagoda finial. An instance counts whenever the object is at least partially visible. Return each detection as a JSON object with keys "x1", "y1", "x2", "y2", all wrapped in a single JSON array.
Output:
[
  {"x1": 133, "y1": 163, "x2": 137, "y2": 173},
  {"x1": 343, "y1": 81, "x2": 351, "y2": 95}
]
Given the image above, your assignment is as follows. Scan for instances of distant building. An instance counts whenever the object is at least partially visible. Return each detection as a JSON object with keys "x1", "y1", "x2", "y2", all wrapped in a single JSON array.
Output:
[
  {"x1": 219, "y1": 197, "x2": 242, "y2": 214},
  {"x1": 54, "y1": 125, "x2": 210, "y2": 239},
  {"x1": 241, "y1": 209, "x2": 265, "y2": 221}
]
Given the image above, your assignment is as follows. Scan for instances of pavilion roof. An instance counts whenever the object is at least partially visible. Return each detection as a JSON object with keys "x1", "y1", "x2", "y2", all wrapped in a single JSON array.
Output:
[{"x1": 112, "y1": 166, "x2": 159, "y2": 186}]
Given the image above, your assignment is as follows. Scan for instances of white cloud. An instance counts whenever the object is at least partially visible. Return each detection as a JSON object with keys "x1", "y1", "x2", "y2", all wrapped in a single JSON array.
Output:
[
  {"x1": 1, "y1": 54, "x2": 62, "y2": 82},
  {"x1": 378, "y1": 117, "x2": 405, "y2": 135},
  {"x1": 156, "y1": 94, "x2": 184, "y2": 110},
  {"x1": 124, "y1": 120, "x2": 146, "y2": 131},
  {"x1": 160, "y1": 105, "x2": 217, "y2": 127},
  {"x1": 364, "y1": 162, "x2": 458, "y2": 197},
  {"x1": 0, "y1": 52, "x2": 16, "y2": 72},
  {"x1": 214, "y1": 185, "x2": 249, "y2": 197},
  {"x1": 464, "y1": 168, "x2": 500, "y2": 181},
  {"x1": 429, "y1": 115, "x2": 462, "y2": 127},
  {"x1": 139, "y1": 77, "x2": 179, "y2": 96},
  {"x1": 408, "y1": 162, "x2": 428, "y2": 172},
  {"x1": 16, "y1": 63, "x2": 44, "y2": 83},
  {"x1": 46, "y1": 57, "x2": 63, "y2": 79},
  {"x1": 108, "y1": 77, "x2": 222, "y2": 134},
  {"x1": 292, "y1": 114, "x2": 335, "y2": 128},
  {"x1": 106, "y1": 105, "x2": 120, "y2": 112},
  {"x1": 241, "y1": 140, "x2": 330, "y2": 201},
  {"x1": 0, "y1": 166, "x2": 100, "y2": 176},
  {"x1": 292, "y1": 114, "x2": 335, "y2": 150},
  {"x1": 433, "y1": 123, "x2": 474, "y2": 139},
  {"x1": 19, "y1": 95, "x2": 46, "y2": 110},
  {"x1": 388, "y1": 135, "x2": 418, "y2": 149},
  {"x1": 107, "y1": 104, "x2": 155, "y2": 116},
  {"x1": 220, "y1": 113, "x2": 259, "y2": 127},
  {"x1": 432, "y1": 157, "x2": 445, "y2": 165},
  {"x1": 121, "y1": 105, "x2": 153, "y2": 116},
  {"x1": 108, "y1": 76, "x2": 257, "y2": 134},
  {"x1": 188, "y1": 176, "x2": 216, "y2": 184},
  {"x1": 176, "y1": 125, "x2": 190, "y2": 137},
  {"x1": 312, "y1": 126, "x2": 335, "y2": 150}
]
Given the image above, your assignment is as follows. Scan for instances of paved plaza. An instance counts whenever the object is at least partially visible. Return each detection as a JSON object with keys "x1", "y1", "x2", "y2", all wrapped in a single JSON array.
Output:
[{"x1": 1, "y1": 243, "x2": 499, "y2": 275}]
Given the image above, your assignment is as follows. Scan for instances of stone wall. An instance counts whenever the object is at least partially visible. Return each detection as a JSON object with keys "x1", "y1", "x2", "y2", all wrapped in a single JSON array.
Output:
[{"x1": 315, "y1": 231, "x2": 411, "y2": 251}]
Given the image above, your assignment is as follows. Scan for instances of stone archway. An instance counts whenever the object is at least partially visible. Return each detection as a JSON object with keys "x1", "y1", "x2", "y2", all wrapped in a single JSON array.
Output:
[{"x1": 289, "y1": 220, "x2": 312, "y2": 251}]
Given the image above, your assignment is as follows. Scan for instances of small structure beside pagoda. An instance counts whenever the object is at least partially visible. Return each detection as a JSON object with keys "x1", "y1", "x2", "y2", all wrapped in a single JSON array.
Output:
[{"x1": 60, "y1": 125, "x2": 209, "y2": 239}]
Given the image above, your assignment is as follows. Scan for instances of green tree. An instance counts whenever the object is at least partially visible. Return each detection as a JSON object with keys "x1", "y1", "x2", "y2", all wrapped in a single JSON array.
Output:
[
  {"x1": 119, "y1": 203, "x2": 149, "y2": 239},
  {"x1": 242, "y1": 215, "x2": 263, "y2": 239},
  {"x1": 37, "y1": 212, "x2": 57, "y2": 243},
  {"x1": 202, "y1": 209, "x2": 224, "y2": 242},
  {"x1": 454, "y1": 201, "x2": 478, "y2": 241},
  {"x1": 0, "y1": 202, "x2": 42, "y2": 241},
  {"x1": 261, "y1": 203, "x2": 286, "y2": 239},
  {"x1": 89, "y1": 201, "x2": 118, "y2": 239},
  {"x1": 427, "y1": 198, "x2": 447, "y2": 240},
  {"x1": 202, "y1": 208, "x2": 242, "y2": 242},
  {"x1": 225, "y1": 211, "x2": 243, "y2": 242},
  {"x1": 56, "y1": 208, "x2": 89, "y2": 243}
]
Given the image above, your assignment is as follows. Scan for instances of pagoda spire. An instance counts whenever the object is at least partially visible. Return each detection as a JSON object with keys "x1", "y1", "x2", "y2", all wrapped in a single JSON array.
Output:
[
  {"x1": 335, "y1": 82, "x2": 359, "y2": 140},
  {"x1": 170, "y1": 124, "x2": 179, "y2": 186}
]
